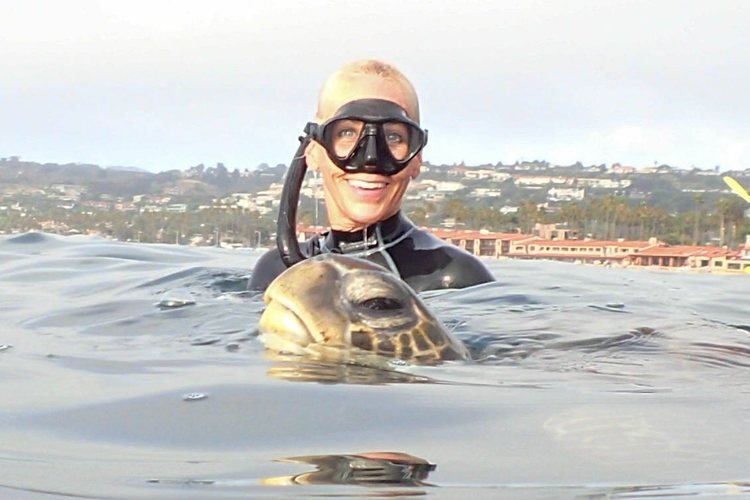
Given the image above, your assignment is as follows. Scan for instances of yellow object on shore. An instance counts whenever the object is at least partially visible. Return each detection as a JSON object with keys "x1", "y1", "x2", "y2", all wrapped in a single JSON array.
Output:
[{"x1": 723, "y1": 176, "x2": 750, "y2": 204}]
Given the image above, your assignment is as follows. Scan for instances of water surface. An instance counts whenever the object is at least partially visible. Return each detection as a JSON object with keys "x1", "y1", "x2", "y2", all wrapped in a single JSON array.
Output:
[{"x1": 1, "y1": 233, "x2": 749, "y2": 498}]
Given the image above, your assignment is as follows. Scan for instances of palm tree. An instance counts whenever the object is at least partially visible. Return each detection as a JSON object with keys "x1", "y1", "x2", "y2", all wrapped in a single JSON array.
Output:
[
  {"x1": 716, "y1": 197, "x2": 745, "y2": 246},
  {"x1": 558, "y1": 203, "x2": 584, "y2": 234},
  {"x1": 517, "y1": 200, "x2": 541, "y2": 234},
  {"x1": 692, "y1": 193, "x2": 704, "y2": 245}
]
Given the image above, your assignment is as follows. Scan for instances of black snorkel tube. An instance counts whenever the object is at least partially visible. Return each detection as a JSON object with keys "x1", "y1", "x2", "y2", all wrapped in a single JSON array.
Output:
[{"x1": 276, "y1": 124, "x2": 314, "y2": 268}]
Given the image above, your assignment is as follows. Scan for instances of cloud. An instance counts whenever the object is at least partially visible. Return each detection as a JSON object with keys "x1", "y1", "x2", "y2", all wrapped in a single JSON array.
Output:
[{"x1": 1, "y1": 0, "x2": 749, "y2": 170}]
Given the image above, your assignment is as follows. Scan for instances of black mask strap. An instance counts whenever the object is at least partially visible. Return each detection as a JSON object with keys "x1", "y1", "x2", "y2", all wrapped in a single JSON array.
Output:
[{"x1": 277, "y1": 125, "x2": 314, "y2": 268}]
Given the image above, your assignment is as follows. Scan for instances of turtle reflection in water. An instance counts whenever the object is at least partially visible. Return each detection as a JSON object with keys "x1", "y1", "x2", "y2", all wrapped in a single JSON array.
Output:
[
  {"x1": 262, "y1": 452, "x2": 436, "y2": 487},
  {"x1": 259, "y1": 254, "x2": 469, "y2": 366}
]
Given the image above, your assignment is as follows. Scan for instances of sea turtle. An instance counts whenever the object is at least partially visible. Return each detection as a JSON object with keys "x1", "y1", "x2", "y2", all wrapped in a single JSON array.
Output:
[{"x1": 258, "y1": 254, "x2": 469, "y2": 365}]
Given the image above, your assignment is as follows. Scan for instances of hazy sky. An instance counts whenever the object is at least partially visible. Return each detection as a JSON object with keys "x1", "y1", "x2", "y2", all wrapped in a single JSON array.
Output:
[{"x1": 1, "y1": 0, "x2": 748, "y2": 172}]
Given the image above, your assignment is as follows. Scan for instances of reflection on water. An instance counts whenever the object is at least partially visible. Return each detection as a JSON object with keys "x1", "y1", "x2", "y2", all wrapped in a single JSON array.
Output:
[
  {"x1": 263, "y1": 451, "x2": 436, "y2": 487},
  {"x1": 266, "y1": 356, "x2": 436, "y2": 385},
  {"x1": 1, "y1": 233, "x2": 750, "y2": 498}
]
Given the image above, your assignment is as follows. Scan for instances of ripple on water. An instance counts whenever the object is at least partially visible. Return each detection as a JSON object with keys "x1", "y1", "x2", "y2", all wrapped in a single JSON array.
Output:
[
  {"x1": 4, "y1": 232, "x2": 54, "y2": 245},
  {"x1": 2, "y1": 236, "x2": 750, "y2": 497},
  {"x1": 158, "y1": 290, "x2": 197, "y2": 309},
  {"x1": 680, "y1": 341, "x2": 750, "y2": 369}
]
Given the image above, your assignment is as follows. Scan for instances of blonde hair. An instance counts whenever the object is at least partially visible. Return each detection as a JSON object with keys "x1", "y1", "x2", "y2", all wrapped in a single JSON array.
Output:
[{"x1": 316, "y1": 59, "x2": 420, "y2": 122}]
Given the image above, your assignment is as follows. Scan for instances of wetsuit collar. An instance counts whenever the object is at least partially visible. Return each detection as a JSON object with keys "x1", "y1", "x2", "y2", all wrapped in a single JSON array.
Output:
[{"x1": 321, "y1": 212, "x2": 413, "y2": 255}]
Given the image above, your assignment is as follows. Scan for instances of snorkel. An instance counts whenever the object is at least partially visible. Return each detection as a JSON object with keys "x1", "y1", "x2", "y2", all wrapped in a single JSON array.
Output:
[
  {"x1": 276, "y1": 125, "x2": 313, "y2": 268},
  {"x1": 276, "y1": 99, "x2": 427, "y2": 268}
]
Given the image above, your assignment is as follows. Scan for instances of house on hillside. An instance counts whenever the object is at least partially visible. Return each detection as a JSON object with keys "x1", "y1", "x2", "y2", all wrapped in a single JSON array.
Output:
[
  {"x1": 514, "y1": 176, "x2": 572, "y2": 187},
  {"x1": 547, "y1": 187, "x2": 585, "y2": 202},
  {"x1": 464, "y1": 169, "x2": 511, "y2": 182},
  {"x1": 576, "y1": 178, "x2": 631, "y2": 189},
  {"x1": 471, "y1": 188, "x2": 503, "y2": 198},
  {"x1": 610, "y1": 164, "x2": 637, "y2": 174}
]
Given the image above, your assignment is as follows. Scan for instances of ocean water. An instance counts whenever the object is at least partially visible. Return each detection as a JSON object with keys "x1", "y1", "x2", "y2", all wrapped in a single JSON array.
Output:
[{"x1": 1, "y1": 232, "x2": 749, "y2": 499}]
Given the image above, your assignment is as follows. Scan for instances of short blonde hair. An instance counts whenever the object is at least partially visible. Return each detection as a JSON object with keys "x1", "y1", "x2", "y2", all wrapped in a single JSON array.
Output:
[{"x1": 316, "y1": 59, "x2": 421, "y2": 122}]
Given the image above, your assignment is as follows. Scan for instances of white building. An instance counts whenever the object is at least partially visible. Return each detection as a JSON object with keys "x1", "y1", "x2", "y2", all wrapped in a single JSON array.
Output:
[
  {"x1": 547, "y1": 187, "x2": 585, "y2": 201},
  {"x1": 166, "y1": 204, "x2": 188, "y2": 213},
  {"x1": 577, "y1": 178, "x2": 632, "y2": 189},
  {"x1": 434, "y1": 181, "x2": 466, "y2": 192},
  {"x1": 464, "y1": 169, "x2": 512, "y2": 182},
  {"x1": 514, "y1": 176, "x2": 573, "y2": 186},
  {"x1": 472, "y1": 188, "x2": 503, "y2": 198}
]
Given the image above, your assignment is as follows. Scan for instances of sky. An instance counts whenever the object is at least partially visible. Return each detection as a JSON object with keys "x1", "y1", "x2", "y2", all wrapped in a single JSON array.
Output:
[{"x1": 1, "y1": 0, "x2": 748, "y2": 173}]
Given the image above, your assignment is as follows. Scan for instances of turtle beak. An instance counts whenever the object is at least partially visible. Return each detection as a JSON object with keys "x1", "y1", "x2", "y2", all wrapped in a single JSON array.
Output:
[
  {"x1": 258, "y1": 300, "x2": 315, "y2": 355},
  {"x1": 259, "y1": 258, "x2": 352, "y2": 348}
]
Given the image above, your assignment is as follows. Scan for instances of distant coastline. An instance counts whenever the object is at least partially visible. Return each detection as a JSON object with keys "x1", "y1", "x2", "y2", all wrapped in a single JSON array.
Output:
[{"x1": 2, "y1": 156, "x2": 749, "y2": 262}]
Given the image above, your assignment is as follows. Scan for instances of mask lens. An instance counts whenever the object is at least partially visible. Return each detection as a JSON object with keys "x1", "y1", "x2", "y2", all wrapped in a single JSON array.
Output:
[
  {"x1": 383, "y1": 121, "x2": 411, "y2": 161},
  {"x1": 327, "y1": 119, "x2": 365, "y2": 158}
]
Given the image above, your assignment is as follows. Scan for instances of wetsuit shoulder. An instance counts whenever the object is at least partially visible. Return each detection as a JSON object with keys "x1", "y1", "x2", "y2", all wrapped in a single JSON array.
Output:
[
  {"x1": 247, "y1": 238, "x2": 318, "y2": 291},
  {"x1": 391, "y1": 227, "x2": 495, "y2": 292},
  {"x1": 247, "y1": 248, "x2": 287, "y2": 291},
  {"x1": 432, "y1": 242, "x2": 495, "y2": 289}
]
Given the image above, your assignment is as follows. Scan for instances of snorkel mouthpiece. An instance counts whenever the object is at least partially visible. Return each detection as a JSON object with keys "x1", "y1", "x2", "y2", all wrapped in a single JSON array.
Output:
[{"x1": 309, "y1": 98, "x2": 427, "y2": 176}]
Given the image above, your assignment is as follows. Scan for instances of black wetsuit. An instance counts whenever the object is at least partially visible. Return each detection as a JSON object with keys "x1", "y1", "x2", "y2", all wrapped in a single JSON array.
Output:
[{"x1": 249, "y1": 212, "x2": 495, "y2": 292}]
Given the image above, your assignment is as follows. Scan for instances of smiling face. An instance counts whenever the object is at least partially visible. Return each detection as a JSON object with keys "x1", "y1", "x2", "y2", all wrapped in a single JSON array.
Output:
[{"x1": 307, "y1": 73, "x2": 423, "y2": 231}]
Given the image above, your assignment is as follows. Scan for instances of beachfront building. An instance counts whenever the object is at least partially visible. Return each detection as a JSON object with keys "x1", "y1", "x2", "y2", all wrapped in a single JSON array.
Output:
[
  {"x1": 506, "y1": 238, "x2": 657, "y2": 265},
  {"x1": 425, "y1": 228, "x2": 746, "y2": 273},
  {"x1": 427, "y1": 229, "x2": 538, "y2": 257},
  {"x1": 532, "y1": 222, "x2": 578, "y2": 240},
  {"x1": 630, "y1": 235, "x2": 750, "y2": 273},
  {"x1": 294, "y1": 224, "x2": 749, "y2": 274},
  {"x1": 630, "y1": 245, "x2": 736, "y2": 271},
  {"x1": 724, "y1": 259, "x2": 750, "y2": 273}
]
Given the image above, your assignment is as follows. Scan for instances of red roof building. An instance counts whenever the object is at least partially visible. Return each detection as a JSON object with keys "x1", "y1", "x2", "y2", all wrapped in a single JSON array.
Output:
[
  {"x1": 425, "y1": 228, "x2": 539, "y2": 257},
  {"x1": 296, "y1": 224, "x2": 749, "y2": 274},
  {"x1": 632, "y1": 245, "x2": 734, "y2": 269}
]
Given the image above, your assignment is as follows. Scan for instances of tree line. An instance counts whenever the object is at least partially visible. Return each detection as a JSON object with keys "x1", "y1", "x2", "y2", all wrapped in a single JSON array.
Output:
[
  {"x1": 0, "y1": 207, "x2": 274, "y2": 246},
  {"x1": 412, "y1": 195, "x2": 749, "y2": 246},
  {"x1": 2, "y1": 193, "x2": 748, "y2": 248}
]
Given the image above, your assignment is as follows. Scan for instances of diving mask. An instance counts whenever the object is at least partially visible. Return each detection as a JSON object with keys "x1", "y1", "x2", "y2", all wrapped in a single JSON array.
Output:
[{"x1": 308, "y1": 98, "x2": 428, "y2": 176}]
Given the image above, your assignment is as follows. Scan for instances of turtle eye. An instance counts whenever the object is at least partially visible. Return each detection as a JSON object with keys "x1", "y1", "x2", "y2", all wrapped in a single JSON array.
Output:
[
  {"x1": 359, "y1": 297, "x2": 403, "y2": 311},
  {"x1": 342, "y1": 270, "x2": 418, "y2": 330}
]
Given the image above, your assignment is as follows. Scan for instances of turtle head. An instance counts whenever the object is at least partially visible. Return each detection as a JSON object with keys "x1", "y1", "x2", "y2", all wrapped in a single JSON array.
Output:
[{"x1": 258, "y1": 254, "x2": 468, "y2": 364}]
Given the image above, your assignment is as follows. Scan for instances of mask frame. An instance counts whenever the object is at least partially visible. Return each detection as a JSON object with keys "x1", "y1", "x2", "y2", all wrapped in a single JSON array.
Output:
[{"x1": 307, "y1": 99, "x2": 428, "y2": 176}]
